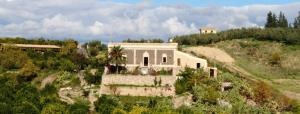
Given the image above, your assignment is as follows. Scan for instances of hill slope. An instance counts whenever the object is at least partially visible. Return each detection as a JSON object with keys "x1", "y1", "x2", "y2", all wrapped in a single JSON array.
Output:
[{"x1": 183, "y1": 39, "x2": 300, "y2": 101}]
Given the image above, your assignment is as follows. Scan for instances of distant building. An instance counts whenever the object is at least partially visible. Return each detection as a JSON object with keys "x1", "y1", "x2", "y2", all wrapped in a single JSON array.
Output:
[
  {"x1": 0, "y1": 43, "x2": 61, "y2": 52},
  {"x1": 200, "y1": 27, "x2": 217, "y2": 34}
]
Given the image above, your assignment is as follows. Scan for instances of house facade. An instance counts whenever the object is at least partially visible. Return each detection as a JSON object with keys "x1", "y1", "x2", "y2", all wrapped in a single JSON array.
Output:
[
  {"x1": 200, "y1": 27, "x2": 217, "y2": 34},
  {"x1": 108, "y1": 43, "x2": 209, "y2": 75}
]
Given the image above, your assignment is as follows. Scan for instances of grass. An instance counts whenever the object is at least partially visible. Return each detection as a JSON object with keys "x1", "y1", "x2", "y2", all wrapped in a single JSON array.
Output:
[
  {"x1": 212, "y1": 39, "x2": 300, "y2": 94},
  {"x1": 214, "y1": 39, "x2": 300, "y2": 80}
]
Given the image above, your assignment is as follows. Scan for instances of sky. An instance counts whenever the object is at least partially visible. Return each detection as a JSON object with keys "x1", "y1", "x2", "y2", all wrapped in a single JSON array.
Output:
[{"x1": 0, "y1": 0, "x2": 300, "y2": 42}]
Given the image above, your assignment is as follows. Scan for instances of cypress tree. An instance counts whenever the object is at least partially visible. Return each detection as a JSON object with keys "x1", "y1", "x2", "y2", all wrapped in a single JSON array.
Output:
[
  {"x1": 265, "y1": 11, "x2": 273, "y2": 28},
  {"x1": 294, "y1": 11, "x2": 300, "y2": 28},
  {"x1": 278, "y1": 11, "x2": 288, "y2": 28},
  {"x1": 271, "y1": 13, "x2": 278, "y2": 27}
]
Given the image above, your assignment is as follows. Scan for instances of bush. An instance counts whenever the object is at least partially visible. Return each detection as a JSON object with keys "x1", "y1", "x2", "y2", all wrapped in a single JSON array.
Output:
[
  {"x1": 69, "y1": 102, "x2": 90, "y2": 114},
  {"x1": 59, "y1": 59, "x2": 76, "y2": 72},
  {"x1": 269, "y1": 52, "x2": 281, "y2": 65},
  {"x1": 94, "y1": 95, "x2": 121, "y2": 114},
  {"x1": 18, "y1": 60, "x2": 40, "y2": 81},
  {"x1": 175, "y1": 79, "x2": 188, "y2": 94},
  {"x1": 253, "y1": 81, "x2": 273, "y2": 104},
  {"x1": 41, "y1": 103, "x2": 69, "y2": 114},
  {"x1": 84, "y1": 68, "x2": 103, "y2": 85}
]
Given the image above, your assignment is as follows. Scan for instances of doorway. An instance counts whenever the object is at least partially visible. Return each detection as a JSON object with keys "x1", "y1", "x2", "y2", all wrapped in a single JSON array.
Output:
[
  {"x1": 197, "y1": 63, "x2": 201, "y2": 69},
  {"x1": 144, "y1": 57, "x2": 149, "y2": 66},
  {"x1": 210, "y1": 69, "x2": 214, "y2": 77}
]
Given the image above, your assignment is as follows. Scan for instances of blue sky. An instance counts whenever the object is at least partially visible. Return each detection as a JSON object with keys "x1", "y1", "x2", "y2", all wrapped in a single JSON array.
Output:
[
  {"x1": 0, "y1": 0, "x2": 299, "y2": 42},
  {"x1": 113, "y1": 0, "x2": 298, "y2": 6}
]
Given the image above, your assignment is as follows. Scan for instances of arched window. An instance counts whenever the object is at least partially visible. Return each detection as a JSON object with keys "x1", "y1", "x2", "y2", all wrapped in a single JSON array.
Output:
[{"x1": 122, "y1": 54, "x2": 127, "y2": 61}]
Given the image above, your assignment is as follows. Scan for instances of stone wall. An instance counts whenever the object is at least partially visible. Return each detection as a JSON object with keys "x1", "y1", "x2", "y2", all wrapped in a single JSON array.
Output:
[
  {"x1": 100, "y1": 75, "x2": 178, "y2": 96},
  {"x1": 100, "y1": 85, "x2": 175, "y2": 96},
  {"x1": 101, "y1": 75, "x2": 178, "y2": 86}
]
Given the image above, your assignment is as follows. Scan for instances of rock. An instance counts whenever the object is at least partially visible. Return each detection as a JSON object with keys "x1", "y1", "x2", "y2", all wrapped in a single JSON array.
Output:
[
  {"x1": 90, "y1": 69, "x2": 98, "y2": 75},
  {"x1": 218, "y1": 99, "x2": 232, "y2": 108},
  {"x1": 172, "y1": 93, "x2": 193, "y2": 108},
  {"x1": 246, "y1": 99, "x2": 256, "y2": 106},
  {"x1": 221, "y1": 82, "x2": 233, "y2": 92}
]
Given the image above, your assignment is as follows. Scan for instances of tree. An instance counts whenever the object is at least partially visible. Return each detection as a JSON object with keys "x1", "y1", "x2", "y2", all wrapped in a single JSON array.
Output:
[
  {"x1": 278, "y1": 11, "x2": 288, "y2": 28},
  {"x1": 87, "y1": 40, "x2": 106, "y2": 57},
  {"x1": 294, "y1": 11, "x2": 300, "y2": 28},
  {"x1": 109, "y1": 46, "x2": 126, "y2": 74},
  {"x1": 272, "y1": 13, "x2": 279, "y2": 27},
  {"x1": 19, "y1": 60, "x2": 40, "y2": 81},
  {"x1": 61, "y1": 39, "x2": 77, "y2": 56},
  {"x1": 265, "y1": 11, "x2": 278, "y2": 28},
  {"x1": 265, "y1": 11, "x2": 274, "y2": 28}
]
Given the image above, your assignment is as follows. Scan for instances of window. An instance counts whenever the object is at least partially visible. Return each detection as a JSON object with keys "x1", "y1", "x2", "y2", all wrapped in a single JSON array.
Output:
[
  {"x1": 162, "y1": 53, "x2": 167, "y2": 63},
  {"x1": 122, "y1": 54, "x2": 127, "y2": 61},
  {"x1": 211, "y1": 30, "x2": 213, "y2": 33},
  {"x1": 163, "y1": 57, "x2": 167, "y2": 63},
  {"x1": 197, "y1": 63, "x2": 201, "y2": 69}
]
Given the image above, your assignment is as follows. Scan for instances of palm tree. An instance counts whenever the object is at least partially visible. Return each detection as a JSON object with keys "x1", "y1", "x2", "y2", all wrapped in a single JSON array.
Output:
[{"x1": 109, "y1": 46, "x2": 126, "y2": 74}]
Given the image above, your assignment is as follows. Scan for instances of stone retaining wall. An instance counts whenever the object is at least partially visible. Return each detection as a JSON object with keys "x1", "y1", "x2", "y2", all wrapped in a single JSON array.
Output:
[
  {"x1": 100, "y1": 85, "x2": 175, "y2": 96},
  {"x1": 102, "y1": 75, "x2": 178, "y2": 86},
  {"x1": 100, "y1": 75, "x2": 178, "y2": 96}
]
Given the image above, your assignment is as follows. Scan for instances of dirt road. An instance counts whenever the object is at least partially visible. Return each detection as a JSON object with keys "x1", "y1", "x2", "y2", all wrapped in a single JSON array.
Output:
[{"x1": 184, "y1": 46, "x2": 234, "y2": 63}]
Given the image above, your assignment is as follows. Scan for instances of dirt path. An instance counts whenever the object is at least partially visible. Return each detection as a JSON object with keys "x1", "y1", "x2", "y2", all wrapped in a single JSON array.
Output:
[
  {"x1": 88, "y1": 89, "x2": 99, "y2": 111},
  {"x1": 184, "y1": 46, "x2": 234, "y2": 63},
  {"x1": 40, "y1": 72, "x2": 59, "y2": 89},
  {"x1": 78, "y1": 70, "x2": 87, "y2": 86},
  {"x1": 183, "y1": 46, "x2": 252, "y2": 78},
  {"x1": 58, "y1": 87, "x2": 75, "y2": 104},
  {"x1": 283, "y1": 91, "x2": 300, "y2": 101}
]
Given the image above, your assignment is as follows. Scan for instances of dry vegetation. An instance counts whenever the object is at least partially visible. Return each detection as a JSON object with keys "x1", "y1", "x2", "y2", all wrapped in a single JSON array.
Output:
[{"x1": 195, "y1": 39, "x2": 300, "y2": 101}]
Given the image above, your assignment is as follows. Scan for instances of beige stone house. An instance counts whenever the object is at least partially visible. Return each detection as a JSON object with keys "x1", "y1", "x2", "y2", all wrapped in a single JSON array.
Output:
[
  {"x1": 108, "y1": 43, "x2": 215, "y2": 76},
  {"x1": 200, "y1": 27, "x2": 217, "y2": 34}
]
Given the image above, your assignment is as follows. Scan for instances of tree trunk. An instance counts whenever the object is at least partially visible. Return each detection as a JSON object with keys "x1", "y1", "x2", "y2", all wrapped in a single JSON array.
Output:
[{"x1": 116, "y1": 64, "x2": 119, "y2": 74}]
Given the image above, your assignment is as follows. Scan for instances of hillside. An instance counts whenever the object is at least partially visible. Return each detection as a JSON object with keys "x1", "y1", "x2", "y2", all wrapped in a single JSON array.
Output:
[{"x1": 183, "y1": 39, "x2": 300, "y2": 101}]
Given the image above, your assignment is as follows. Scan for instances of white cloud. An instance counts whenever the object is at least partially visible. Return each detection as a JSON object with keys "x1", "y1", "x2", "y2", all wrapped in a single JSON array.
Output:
[
  {"x1": 41, "y1": 14, "x2": 85, "y2": 35},
  {"x1": 89, "y1": 21, "x2": 104, "y2": 35},
  {"x1": 162, "y1": 17, "x2": 198, "y2": 35},
  {"x1": 0, "y1": 0, "x2": 299, "y2": 42}
]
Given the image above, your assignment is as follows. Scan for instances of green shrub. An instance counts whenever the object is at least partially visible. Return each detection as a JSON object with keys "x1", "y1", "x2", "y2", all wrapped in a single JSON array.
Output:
[
  {"x1": 41, "y1": 103, "x2": 69, "y2": 114},
  {"x1": 174, "y1": 79, "x2": 188, "y2": 94},
  {"x1": 94, "y1": 95, "x2": 121, "y2": 114},
  {"x1": 69, "y1": 102, "x2": 90, "y2": 114}
]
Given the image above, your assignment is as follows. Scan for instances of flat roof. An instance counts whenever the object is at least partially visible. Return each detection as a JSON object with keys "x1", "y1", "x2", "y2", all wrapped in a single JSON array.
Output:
[
  {"x1": 108, "y1": 43, "x2": 178, "y2": 49},
  {"x1": 0, "y1": 43, "x2": 61, "y2": 49}
]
